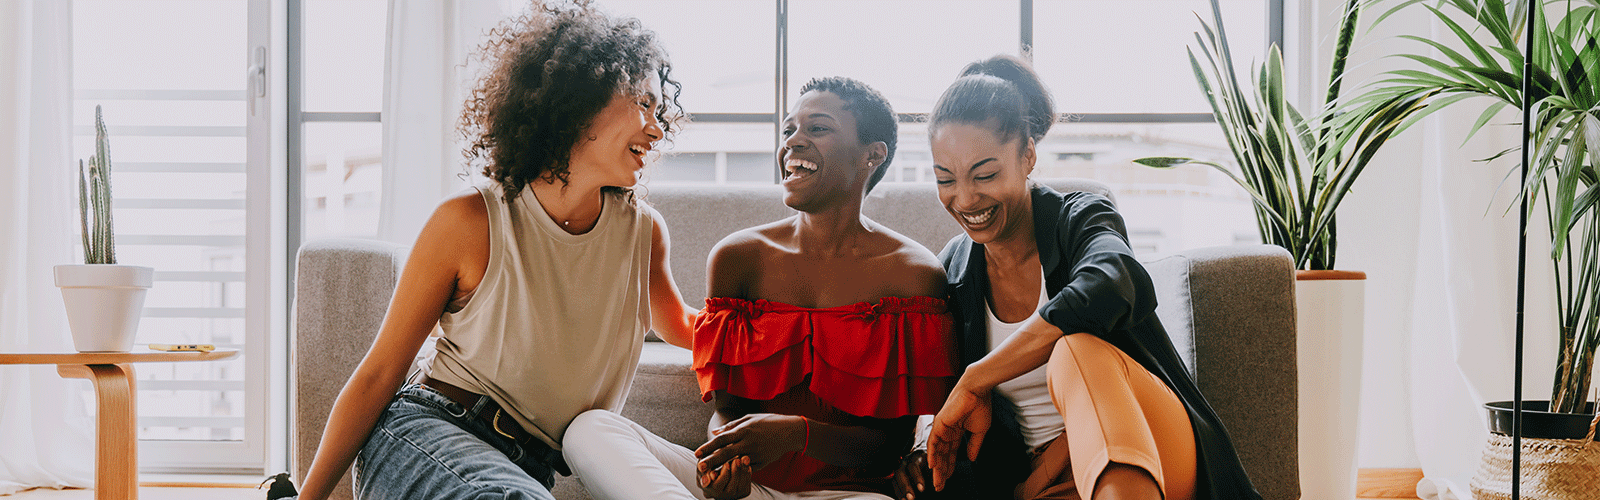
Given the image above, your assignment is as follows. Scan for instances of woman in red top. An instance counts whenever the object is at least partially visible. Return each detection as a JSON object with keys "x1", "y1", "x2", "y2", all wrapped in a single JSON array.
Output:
[{"x1": 561, "y1": 77, "x2": 958, "y2": 500}]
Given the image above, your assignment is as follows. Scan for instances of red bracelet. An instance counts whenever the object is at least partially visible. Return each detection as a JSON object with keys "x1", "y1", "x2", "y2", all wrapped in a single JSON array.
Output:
[{"x1": 800, "y1": 416, "x2": 810, "y2": 456}]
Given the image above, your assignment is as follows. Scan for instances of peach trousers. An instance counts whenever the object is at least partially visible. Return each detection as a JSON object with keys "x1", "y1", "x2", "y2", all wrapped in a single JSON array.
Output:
[{"x1": 1015, "y1": 334, "x2": 1197, "y2": 500}]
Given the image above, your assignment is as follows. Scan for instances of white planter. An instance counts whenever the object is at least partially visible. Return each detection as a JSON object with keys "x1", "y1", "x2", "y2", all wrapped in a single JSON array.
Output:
[
  {"x1": 54, "y1": 264, "x2": 154, "y2": 353},
  {"x1": 1295, "y1": 270, "x2": 1366, "y2": 500}
]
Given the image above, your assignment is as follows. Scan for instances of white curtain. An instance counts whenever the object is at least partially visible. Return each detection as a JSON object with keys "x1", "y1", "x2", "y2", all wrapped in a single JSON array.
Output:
[
  {"x1": 1401, "y1": 102, "x2": 1560, "y2": 500},
  {"x1": 1282, "y1": 1, "x2": 1583, "y2": 498},
  {"x1": 376, "y1": 0, "x2": 513, "y2": 244},
  {"x1": 1320, "y1": 2, "x2": 1570, "y2": 498},
  {"x1": 0, "y1": 0, "x2": 95, "y2": 494}
]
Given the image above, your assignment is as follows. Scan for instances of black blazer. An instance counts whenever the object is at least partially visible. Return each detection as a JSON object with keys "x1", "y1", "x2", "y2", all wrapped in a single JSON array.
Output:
[{"x1": 937, "y1": 183, "x2": 1262, "y2": 500}]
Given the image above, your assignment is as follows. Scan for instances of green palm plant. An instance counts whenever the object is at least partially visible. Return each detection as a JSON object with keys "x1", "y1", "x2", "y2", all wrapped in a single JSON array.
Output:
[
  {"x1": 80, "y1": 104, "x2": 116, "y2": 265},
  {"x1": 1366, "y1": 0, "x2": 1600, "y2": 414},
  {"x1": 1135, "y1": 0, "x2": 1438, "y2": 270}
]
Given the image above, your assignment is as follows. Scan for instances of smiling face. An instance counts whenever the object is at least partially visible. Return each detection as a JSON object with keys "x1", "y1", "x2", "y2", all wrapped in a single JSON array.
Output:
[
  {"x1": 778, "y1": 91, "x2": 882, "y2": 212},
  {"x1": 931, "y1": 122, "x2": 1036, "y2": 245},
  {"x1": 568, "y1": 79, "x2": 664, "y2": 188}
]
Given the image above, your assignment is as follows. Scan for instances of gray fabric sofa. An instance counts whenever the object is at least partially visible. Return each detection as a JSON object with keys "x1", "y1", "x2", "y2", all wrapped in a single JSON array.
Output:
[{"x1": 292, "y1": 179, "x2": 1298, "y2": 500}]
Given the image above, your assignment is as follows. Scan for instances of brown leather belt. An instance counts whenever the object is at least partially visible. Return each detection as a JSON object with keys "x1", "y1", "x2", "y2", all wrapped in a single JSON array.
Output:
[
  {"x1": 414, "y1": 375, "x2": 571, "y2": 478},
  {"x1": 417, "y1": 375, "x2": 535, "y2": 445}
]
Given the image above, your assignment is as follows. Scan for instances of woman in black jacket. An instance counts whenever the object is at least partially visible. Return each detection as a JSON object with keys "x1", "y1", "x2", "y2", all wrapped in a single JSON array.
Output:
[{"x1": 896, "y1": 54, "x2": 1261, "y2": 500}]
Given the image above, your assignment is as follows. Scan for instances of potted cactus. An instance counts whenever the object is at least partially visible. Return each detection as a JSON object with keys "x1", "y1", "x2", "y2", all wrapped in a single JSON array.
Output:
[{"x1": 53, "y1": 105, "x2": 152, "y2": 352}]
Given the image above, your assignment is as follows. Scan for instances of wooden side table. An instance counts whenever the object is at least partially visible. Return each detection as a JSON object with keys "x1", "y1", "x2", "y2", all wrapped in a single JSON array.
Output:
[{"x1": 0, "y1": 347, "x2": 240, "y2": 500}]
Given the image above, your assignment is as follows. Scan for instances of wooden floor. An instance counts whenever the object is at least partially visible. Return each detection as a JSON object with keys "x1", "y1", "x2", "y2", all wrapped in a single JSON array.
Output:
[{"x1": 1356, "y1": 468, "x2": 1425, "y2": 500}]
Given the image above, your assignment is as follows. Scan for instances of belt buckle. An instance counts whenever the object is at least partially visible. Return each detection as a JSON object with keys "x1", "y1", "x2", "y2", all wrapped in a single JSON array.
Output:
[{"x1": 490, "y1": 407, "x2": 521, "y2": 442}]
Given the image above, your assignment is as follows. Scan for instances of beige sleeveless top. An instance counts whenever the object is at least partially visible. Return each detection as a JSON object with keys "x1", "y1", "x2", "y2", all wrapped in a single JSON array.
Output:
[{"x1": 427, "y1": 183, "x2": 652, "y2": 450}]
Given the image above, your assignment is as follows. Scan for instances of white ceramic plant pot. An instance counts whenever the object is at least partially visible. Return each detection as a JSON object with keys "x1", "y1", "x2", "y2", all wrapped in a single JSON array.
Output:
[
  {"x1": 1295, "y1": 270, "x2": 1366, "y2": 500},
  {"x1": 54, "y1": 264, "x2": 154, "y2": 353}
]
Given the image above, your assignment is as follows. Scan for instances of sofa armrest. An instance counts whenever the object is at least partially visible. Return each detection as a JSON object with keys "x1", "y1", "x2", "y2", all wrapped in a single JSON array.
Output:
[
  {"x1": 291, "y1": 238, "x2": 408, "y2": 500},
  {"x1": 1155, "y1": 244, "x2": 1298, "y2": 500}
]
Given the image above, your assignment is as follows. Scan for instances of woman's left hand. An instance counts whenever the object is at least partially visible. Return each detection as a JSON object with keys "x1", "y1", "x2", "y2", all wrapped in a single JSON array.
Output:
[
  {"x1": 927, "y1": 385, "x2": 991, "y2": 492},
  {"x1": 695, "y1": 413, "x2": 806, "y2": 471}
]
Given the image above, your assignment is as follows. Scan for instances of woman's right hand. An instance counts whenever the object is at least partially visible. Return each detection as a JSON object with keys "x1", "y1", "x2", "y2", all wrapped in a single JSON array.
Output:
[
  {"x1": 698, "y1": 455, "x2": 752, "y2": 500},
  {"x1": 892, "y1": 448, "x2": 933, "y2": 500},
  {"x1": 925, "y1": 384, "x2": 991, "y2": 492}
]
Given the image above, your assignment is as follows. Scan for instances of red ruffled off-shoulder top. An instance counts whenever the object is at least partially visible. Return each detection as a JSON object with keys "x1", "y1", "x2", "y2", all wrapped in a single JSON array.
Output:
[{"x1": 692, "y1": 296, "x2": 959, "y2": 493}]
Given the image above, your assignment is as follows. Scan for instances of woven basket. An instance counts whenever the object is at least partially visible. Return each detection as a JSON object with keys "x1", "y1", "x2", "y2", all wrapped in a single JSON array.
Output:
[{"x1": 1469, "y1": 412, "x2": 1600, "y2": 500}]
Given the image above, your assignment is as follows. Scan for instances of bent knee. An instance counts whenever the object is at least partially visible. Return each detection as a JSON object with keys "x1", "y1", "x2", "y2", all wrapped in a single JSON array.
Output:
[
  {"x1": 1049, "y1": 333, "x2": 1128, "y2": 375},
  {"x1": 1055, "y1": 332, "x2": 1119, "y2": 357},
  {"x1": 569, "y1": 408, "x2": 626, "y2": 429},
  {"x1": 564, "y1": 409, "x2": 627, "y2": 443}
]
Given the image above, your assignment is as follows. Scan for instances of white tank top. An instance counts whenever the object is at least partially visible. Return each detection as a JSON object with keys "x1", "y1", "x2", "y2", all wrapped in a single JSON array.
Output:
[
  {"x1": 985, "y1": 272, "x2": 1066, "y2": 452},
  {"x1": 427, "y1": 184, "x2": 652, "y2": 450}
]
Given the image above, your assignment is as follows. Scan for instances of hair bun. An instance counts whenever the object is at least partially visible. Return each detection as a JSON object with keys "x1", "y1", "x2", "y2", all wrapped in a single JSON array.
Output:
[
  {"x1": 961, "y1": 55, "x2": 1025, "y2": 82},
  {"x1": 953, "y1": 54, "x2": 1055, "y2": 142}
]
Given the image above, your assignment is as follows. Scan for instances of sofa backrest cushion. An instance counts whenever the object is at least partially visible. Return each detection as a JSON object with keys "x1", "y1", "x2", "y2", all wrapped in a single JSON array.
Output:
[{"x1": 292, "y1": 238, "x2": 409, "y2": 499}]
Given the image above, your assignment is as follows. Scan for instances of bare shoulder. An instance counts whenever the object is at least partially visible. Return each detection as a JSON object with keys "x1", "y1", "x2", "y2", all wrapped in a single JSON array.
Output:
[
  {"x1": 638, "y1": 200, "x2": 667, "y2": 243},
  {"x1": 708, "y1": 226, "x2": 765, "y2": 265},
  {"x1": 708, "y1": 218, "x2": 793, "y2": 262},
  {"x1": 865, "y1": 219, "x2": 947, "y2": 298},
  {"x1": 424, "y1": 189, "x2": 489, "y2": 245},
  {"x1": 705, "y1": 219, "x2": 790, "y2": 298},
  {"x1": 404, "y1": 188, "x2": 492, "y2": 298}
]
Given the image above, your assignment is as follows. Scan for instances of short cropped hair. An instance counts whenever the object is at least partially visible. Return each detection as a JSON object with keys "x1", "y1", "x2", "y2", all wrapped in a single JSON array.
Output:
[{"x1": 798, "y1": 77, "x2": 897, "y2": 193}]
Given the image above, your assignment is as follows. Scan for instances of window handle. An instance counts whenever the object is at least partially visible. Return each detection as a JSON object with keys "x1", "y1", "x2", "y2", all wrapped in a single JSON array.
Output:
[{"x1": 247, "y1": 46, "x2": 266, "y2": 116}]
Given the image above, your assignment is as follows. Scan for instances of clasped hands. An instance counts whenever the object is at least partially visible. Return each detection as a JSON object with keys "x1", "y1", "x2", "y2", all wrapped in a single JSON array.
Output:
[
  {"x1": 694, "y1": 413, "x2": 806, "y2": 500},
  {"x1": 893, "y1": 385, "x2": 991, "y2": 500},
  {"x1": 691, "y1": 389, "x2": 991, "y2": 500}
]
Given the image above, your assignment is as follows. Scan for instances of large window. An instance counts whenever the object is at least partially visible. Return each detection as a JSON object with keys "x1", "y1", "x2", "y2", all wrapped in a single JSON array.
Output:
[
  {"x1": 72, "y1": 0, "x2": 278, "y2": 472},
  {"x1": 296, "y1": 0, "x2": 386, "y2": 242},
  {"x1": 288, "y1": 0, "x2": 1276, "y2": 256},
  {"x1": 615, "y1": 0, "x2": 1273, "y2": 255}
]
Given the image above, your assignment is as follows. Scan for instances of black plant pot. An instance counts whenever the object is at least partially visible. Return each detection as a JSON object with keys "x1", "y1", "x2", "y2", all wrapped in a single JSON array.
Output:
[{"x1": 1485, "y1": 401, "x2": 1599, "y2": 440}]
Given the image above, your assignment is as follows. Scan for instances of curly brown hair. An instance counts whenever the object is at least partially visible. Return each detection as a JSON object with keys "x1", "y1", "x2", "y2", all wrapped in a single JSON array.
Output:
[{"x1": 459, "y1": 0, "x2": 685, "y2": 202}]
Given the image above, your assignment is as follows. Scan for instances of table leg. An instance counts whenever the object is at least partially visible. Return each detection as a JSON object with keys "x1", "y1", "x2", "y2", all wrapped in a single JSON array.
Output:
[{"x1": 58, "y1": 363, "x2": 138, "y2": 500}]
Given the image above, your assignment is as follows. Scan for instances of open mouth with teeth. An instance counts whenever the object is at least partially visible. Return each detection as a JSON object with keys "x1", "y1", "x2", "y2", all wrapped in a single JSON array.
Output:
[
  {"x1": 628, "y1": 144, "x2": 649, "y2": 159},
  {"x1": 783, "y1": 158, "x2": 819, "y2": 180},
  {"x1": 958, "y1": 205, "x2": 998, "y2": 226}
]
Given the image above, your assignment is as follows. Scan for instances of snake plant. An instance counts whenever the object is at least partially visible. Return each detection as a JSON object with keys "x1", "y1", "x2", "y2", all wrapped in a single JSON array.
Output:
[{"x1": 1135, "y1": 0, "x2": 1437, "y2": 270}]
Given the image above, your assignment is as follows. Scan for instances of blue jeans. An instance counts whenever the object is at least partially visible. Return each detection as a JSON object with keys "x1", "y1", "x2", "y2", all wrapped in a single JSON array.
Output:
[{"x1": 351, "y1": 384, "x2": 558, "y2": 500}]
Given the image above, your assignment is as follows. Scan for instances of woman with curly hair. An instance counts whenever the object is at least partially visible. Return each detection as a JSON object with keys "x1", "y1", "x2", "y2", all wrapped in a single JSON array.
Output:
[{"x1": 292, "y1": 2, "x2": 694, "y2": 499}]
